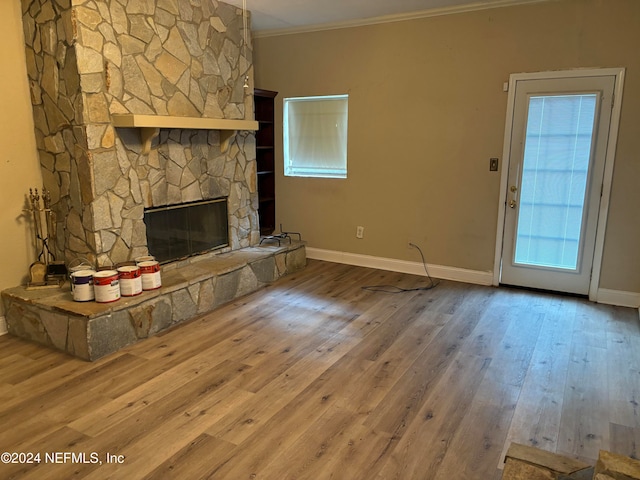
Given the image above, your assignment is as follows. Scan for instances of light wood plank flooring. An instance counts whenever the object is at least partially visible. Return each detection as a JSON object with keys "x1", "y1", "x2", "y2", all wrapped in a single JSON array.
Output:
[{"x1": 1, "y1": 259, "x2": 639, "y2": 479}]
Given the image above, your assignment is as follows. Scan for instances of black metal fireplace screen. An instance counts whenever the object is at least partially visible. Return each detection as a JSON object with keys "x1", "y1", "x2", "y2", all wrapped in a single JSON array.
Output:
[{"x1": 144, "y1": 198, "x2": 229, "y2": 263}]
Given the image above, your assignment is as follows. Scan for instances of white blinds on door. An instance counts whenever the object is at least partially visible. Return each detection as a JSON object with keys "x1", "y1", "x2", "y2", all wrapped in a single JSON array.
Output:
[{"x1": 514, "y1": 94, "x2": 597, "y2": 270}]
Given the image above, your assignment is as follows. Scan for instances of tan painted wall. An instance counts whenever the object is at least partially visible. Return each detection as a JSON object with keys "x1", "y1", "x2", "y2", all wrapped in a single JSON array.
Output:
[
  {"x1": 254, "y1": 0, "x2": 640, "y2": 293},
  {"x1": 0, "y1": 2, "x2": 42, "y2": 316}
]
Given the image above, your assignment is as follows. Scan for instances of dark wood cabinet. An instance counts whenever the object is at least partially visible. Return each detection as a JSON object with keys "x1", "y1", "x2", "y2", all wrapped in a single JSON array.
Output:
[{"x1": 254, "y1": 89, "x2": 278, "y2": 235}]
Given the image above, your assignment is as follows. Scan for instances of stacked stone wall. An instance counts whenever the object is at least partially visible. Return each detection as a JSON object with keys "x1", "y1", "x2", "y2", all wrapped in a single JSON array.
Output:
[
  {"x1": 22, "y1": 0, "x2": 92, "y2": 263},
  {"x1": 22, "y1": 0, "x2": 257, "y2": 267}
]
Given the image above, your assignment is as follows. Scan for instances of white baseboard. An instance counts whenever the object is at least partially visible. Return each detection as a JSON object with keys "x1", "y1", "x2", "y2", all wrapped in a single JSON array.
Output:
[
  {"x1": 305, "y1": 248, "x2": 640, "y2": 308},
  {"x1": 596, "y1": 289, "x2": 640, "y2": 309},
  {"x1": 0, "y1": 315, "x2": 7, "y2": 336},
  {"x1": 305, "y1": 247, "x2": 494, "y2": 286}
]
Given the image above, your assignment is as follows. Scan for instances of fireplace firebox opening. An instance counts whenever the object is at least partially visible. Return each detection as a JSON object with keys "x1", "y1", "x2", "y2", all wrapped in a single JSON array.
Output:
[{"x1": 144, "y1": 198, "x2": 229, "y2": 264}]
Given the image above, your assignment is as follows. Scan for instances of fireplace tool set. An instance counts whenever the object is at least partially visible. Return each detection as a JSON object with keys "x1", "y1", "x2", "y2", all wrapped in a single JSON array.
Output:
[{"x1": 25, "y1": 187, "x2": 66, "y2": 289}]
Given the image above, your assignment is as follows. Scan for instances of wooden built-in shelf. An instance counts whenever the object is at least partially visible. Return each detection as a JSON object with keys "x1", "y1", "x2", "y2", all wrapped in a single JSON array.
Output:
[
  {"x1": 111, "y1": 114, "x2": 259, "y2": 154},
  {"x1": 254, "y1": 89, "x2": 278, "y2": 235}
]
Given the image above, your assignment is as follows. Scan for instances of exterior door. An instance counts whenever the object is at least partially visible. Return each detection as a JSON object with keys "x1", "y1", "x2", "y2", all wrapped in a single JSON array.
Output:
[{"x1": 499, "y1": 74, "x2": 616, "y2": 295}]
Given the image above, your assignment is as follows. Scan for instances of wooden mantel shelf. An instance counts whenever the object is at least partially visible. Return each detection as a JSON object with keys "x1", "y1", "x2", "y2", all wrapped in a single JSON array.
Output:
[{"x1": 111, "y1": 114, "x2": 259, "y2": 154}]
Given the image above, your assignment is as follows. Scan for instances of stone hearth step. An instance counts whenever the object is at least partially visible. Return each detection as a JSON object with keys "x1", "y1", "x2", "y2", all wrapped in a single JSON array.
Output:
[
  {"x1": 503, "y1": 443, "x2": 592, "y2": 479},
  {"x1": 502, "y1": 443, "x2": 640, "y2": 480},
  {"x1": 2, "y1": 242, "x2": 305, "y2": 361}
]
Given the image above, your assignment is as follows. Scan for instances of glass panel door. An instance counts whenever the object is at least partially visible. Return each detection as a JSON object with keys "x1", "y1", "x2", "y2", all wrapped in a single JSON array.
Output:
[{"x1": 500, "y1": 74, "x2": 615, "y2": 295}]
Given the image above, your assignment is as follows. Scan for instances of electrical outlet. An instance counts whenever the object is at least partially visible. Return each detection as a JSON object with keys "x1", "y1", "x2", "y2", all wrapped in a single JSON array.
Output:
[{"x1": 356, "y1": 226, "x2": 364, "y2": 239}]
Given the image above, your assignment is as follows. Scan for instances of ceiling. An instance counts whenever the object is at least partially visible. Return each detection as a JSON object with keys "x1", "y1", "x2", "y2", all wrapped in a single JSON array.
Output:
[{"x1": 223, "y1": 0, "x2": 548, "y2": 34}]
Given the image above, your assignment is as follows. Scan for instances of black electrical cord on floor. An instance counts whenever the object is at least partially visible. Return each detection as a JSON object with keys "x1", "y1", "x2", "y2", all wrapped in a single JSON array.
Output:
[{"x1": 362, "y1": 243, "x2": 439, "y2": 293}]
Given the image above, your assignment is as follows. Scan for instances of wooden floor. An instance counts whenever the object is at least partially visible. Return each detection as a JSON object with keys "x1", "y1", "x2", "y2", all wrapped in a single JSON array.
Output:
[{"x1": 1, "y1": 259, "x2": 639, "y2": 479}]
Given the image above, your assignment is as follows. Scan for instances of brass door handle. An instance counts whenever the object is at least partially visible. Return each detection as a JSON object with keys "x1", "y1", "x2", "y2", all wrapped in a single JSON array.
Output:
[{"x1": 509, "y1": 199, "x2": 517, "y2": 208}]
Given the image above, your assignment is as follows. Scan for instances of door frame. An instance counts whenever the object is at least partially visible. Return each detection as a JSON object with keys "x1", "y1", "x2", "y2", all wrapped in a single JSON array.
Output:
[{"x1": 492, "y1": 68, "x2": 625, "y2": 301}]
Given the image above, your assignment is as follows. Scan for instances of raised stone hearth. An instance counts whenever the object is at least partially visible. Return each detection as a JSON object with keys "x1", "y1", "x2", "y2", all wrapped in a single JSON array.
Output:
[{"x1": 2, "y1": 242, "x2": 305, "y2": 361}]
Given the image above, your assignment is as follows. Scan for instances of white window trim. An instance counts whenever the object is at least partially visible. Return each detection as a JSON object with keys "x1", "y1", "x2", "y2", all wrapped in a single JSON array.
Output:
[{"x1": 283, "y1": 94, "x2": 348, "y2": 179}]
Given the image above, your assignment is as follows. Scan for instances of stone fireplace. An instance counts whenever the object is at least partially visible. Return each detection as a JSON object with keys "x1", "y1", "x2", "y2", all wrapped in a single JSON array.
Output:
[
  {"x1": 2, "y1": 0, "x2": 306, "y2": 360},
  {"x1": 22, "y1": 0, "x2": 259, "y2": 268}
]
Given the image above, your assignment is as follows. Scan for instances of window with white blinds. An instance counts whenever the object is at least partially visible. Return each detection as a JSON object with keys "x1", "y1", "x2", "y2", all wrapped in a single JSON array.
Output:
[{"x1": 283, "y1": 95, "x2": 348, "y2": 178}]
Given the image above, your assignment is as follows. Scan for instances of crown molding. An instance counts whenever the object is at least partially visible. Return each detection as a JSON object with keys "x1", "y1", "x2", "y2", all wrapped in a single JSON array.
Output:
[{"x1": 254, "y1": 0, "x2": 555, "y2": 38}]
